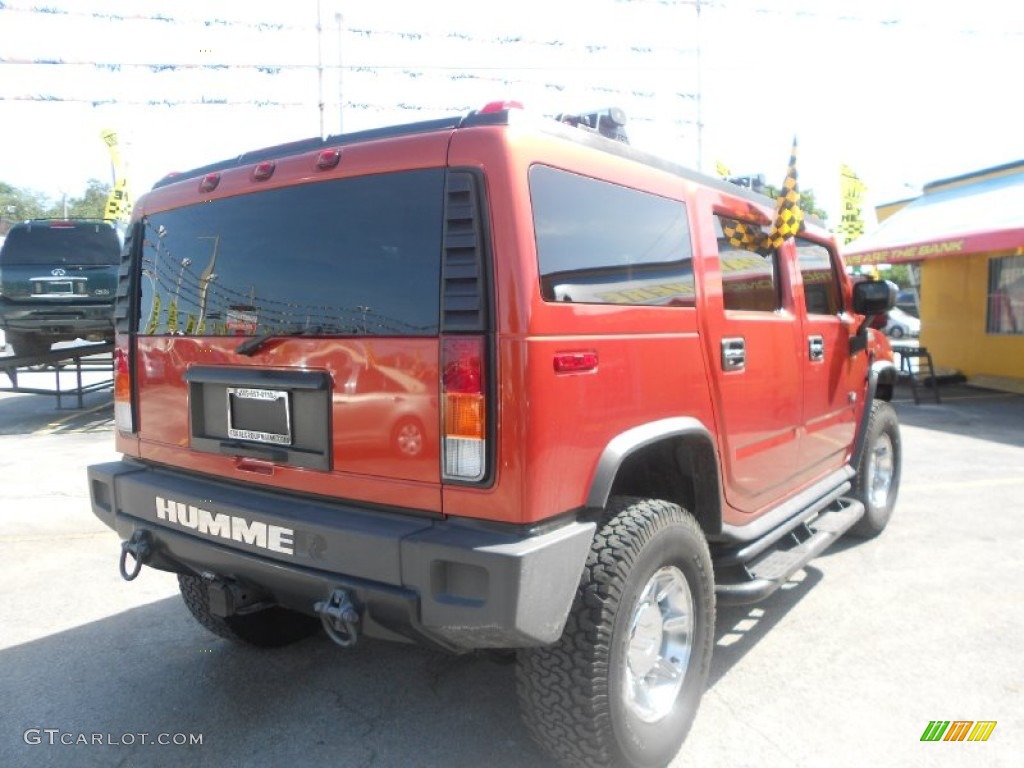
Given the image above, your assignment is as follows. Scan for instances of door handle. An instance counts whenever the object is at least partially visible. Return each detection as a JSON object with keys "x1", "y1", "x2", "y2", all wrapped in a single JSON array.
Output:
[
  {"x1": 721, "y1": 337, "x2": 746, "y2": 372},
  {"x1": 808, "y1": 335, "x2": 825, "y2": 361}
]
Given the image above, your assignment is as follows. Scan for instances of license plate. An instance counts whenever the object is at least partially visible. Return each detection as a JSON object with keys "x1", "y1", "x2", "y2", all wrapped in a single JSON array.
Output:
[
  {"x1": 226, "y1": 388, "x2": 292, "y2": 445},
  {"x1": 46, "y1": 281, "x2": 73, "y2": 294}
]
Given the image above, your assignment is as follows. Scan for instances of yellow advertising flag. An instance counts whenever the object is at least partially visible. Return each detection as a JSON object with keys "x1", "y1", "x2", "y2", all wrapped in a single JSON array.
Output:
[
  {"x1": 838, "y1": 163, "x2": 866, "y2": 245},
  {"x1": 100, "y1": 129, "x2": 132, "y2": 223}
]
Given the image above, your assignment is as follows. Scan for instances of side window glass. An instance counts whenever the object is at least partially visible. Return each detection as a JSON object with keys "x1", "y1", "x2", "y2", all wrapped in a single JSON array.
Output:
[
  {"x1": 797, "y1": 238, "x2": 843, "y2": 315},
  {"x1": 715, "y1": 214, "x2": 780, "y2": 312},
  {"x1": 530, "y1": 165, "x2": 695, "y2": 307}
]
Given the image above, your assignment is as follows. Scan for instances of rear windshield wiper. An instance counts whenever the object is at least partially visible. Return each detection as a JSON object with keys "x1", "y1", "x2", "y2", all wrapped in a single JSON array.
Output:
[{"x1": 235, "y1": 325, "x2": 327, "y2": 356}]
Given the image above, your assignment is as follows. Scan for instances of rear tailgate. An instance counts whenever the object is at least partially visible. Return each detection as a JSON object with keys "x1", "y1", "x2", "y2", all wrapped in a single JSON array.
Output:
[{"x1": 128, "y1": 135, "x2": 452, "y2": 514}]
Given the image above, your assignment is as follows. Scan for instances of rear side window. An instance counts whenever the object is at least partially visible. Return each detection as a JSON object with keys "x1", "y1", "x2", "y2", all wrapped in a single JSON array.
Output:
[
  {"x1": 714, "y1": 215, "x2": 780, "y2": 312},
  {"x1": 137, "y1": 170, "x2": 445, "y2": 336},
  {"x1": 0, "y1": 222, "x2": 120, "y2": 266},
  {"x1": 530, "y1": 165, "x2": 694, "y2": 306}
]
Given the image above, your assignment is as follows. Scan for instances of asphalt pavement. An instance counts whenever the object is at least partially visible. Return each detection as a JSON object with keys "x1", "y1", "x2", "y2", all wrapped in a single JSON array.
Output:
[{"x1": 0, "y1": 380, "x2": 1021, "y2": 768}]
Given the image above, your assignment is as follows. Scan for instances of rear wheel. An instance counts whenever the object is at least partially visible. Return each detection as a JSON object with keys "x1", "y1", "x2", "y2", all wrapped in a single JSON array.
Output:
[
  {"x1": 177, "y1": 574, "x2": 321, "y2": 648},
  {"x1": 516, "y1": 497, "x2": 715, "y2": 768},
  {"x1": 7, "y1": 331, "x2": 51, "y2": 357},
  {"x1": 850, "y1": 401, "x2": 902, "y2": 538}
]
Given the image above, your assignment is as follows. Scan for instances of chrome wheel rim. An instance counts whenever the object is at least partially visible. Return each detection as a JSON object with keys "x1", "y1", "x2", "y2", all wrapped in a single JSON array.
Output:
[
  {"x1": 868, "y1": 433, "x2": 895, "y2": 508},
  {"x1": 624, "y1": 565, "x2": 694, "y2": 723}
]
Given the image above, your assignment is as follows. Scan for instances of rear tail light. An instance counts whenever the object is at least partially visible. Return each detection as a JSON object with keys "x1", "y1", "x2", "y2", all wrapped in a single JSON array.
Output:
[
  {"x1": 442, "y1": 337, "x2": 486, "y2": 481},
  {"x1": 113, "y1": 343, "x2": 134, "y2": 432}
]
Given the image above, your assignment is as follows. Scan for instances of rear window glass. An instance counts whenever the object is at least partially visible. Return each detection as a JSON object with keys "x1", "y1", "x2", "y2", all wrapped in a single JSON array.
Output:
[
  {"x1": 530, "y1": 165, "x2": 694, "y2": 306},
  {"x1": 0, "y1": 222, "x2": 121, "y2": 266},
  {"x1": 137, "y1": 170, "x2": 445, "y2": 336}
]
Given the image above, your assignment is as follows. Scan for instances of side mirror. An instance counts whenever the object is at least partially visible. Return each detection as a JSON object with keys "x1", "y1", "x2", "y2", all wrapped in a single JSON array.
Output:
[
  {"x1": 852, "y1": 279, "x2": 898, "y2": 316},
  {"x1": 849, "y1": 279, "x2": 898, "y2": 356}
]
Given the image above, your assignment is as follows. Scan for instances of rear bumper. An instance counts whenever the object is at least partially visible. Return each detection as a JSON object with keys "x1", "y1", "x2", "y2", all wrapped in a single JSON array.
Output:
[
  {"x1": 0, "y1": 299, "x2": 114, "y2": 335},
  {"x1": 87, "y1": 460, "x2": 595, "y2": 651}
]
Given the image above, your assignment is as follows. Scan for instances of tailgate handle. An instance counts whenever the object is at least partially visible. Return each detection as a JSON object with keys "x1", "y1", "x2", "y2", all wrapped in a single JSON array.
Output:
[{"x1": 721, "y1": 337, "x2": 746, "y2": 372}]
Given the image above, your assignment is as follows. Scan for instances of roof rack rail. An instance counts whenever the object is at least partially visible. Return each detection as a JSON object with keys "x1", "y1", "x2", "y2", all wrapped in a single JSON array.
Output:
[{"x1": 555, "y1": 108, "x2": 629, "y2": 144}]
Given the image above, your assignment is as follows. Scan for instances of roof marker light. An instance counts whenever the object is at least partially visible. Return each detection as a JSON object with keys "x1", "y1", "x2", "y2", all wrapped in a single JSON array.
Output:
[
  {"x1": 252, "y1": 161, "x2": 275, "y2": 181},
  {"x1": 479, "y1": 100, "x2": 525, "y2": 114},
  {"x1": 316, "y1": 148, "x2": 342, "y2": 170},
  {"x1": 199, "y1": 173, "x2": 221, "y2": 193}
]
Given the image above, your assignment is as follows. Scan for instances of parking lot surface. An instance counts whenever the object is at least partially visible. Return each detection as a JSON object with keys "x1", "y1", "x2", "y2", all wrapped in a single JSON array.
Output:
[{"x1": 1, "y1": 383, "x2": 1021, "y2": 767}]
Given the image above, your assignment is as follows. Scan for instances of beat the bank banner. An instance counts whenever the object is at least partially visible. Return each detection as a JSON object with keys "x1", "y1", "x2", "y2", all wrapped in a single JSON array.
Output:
[
  {"x1": 100, "y1": 129, "x2": 132, "y2": 223},
  {"x1": 838, "y1": 164, "x2": 865, "y2": 245}
]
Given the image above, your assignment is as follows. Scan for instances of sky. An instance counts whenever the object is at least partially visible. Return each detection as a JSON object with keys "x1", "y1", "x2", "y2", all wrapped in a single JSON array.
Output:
[{"x1": 1, "y1": 0, "x2": 1022, "y2": 229}]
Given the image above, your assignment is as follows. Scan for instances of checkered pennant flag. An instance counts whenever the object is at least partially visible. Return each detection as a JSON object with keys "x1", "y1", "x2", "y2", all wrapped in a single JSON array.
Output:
[
  {"x1": 721, "y1": 217, "x2": 769, "y2": 255},
  {"x1": 765, "y1": 137, "x2": 804, "y2": 249}
]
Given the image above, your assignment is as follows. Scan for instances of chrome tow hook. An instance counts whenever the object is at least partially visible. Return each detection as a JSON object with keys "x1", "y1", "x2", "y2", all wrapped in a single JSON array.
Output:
[
  {"x1": 119, "y1": 529, "x2": 153, "y2": 582},
  {"x1": 314, "y1": 588, "x2": 360, "y2": 648}
]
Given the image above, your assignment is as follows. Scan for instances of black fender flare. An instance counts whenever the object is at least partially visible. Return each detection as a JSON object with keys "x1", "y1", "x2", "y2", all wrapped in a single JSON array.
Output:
[
  {"x1": 852, "y1": 360, "x2": 898, "y2": 469},
  {"x1": 585, "y1": 417, "x2": 723, "y2": 532}
]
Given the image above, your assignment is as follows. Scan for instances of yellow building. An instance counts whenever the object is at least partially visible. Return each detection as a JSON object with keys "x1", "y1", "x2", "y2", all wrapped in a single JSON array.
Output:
[{"x1": 845, "y1": 160, "x2": 1024, "y2": 392}]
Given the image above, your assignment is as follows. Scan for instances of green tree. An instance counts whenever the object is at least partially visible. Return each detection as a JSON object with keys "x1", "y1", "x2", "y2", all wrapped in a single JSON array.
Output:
[
  {"x1": 0, "y1": 181, "x2": 53, "y2": 230},
  {"x1": 65, "y1": 178, "x2": 113, "y2": 219},
  {"x1": 0, "y1": 179, "x2": 115, "y2": 233},
  {"x1": 763, "y1": 184, "x2": 828, "y2": 222}
]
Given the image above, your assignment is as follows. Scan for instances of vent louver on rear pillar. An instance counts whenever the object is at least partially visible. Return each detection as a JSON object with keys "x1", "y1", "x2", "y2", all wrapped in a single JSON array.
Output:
[
  {"x1": 441, "y1": 172, "x2": 489, "y2": 332},
  {"x1": 113, "y1": 221, "x2": 138, "y2": 335}
]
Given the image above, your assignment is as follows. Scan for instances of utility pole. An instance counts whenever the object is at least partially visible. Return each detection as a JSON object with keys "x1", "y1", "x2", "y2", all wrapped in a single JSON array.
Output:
[
  {"x1": 694, "y1": 0, "x2": 704, "y2": 171},
  {"x1": 316, "y1": 0, "x2": 325, "y2": 140},
  {"x1": 335, "y1": 12, "x2": 344, "y2": 135}
]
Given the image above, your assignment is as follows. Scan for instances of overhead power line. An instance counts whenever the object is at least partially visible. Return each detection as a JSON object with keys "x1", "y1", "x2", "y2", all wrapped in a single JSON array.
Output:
[
  {"x1": 1, "y1": 0, "x2": 1019, "y2": 38},
  {"x1": 0, "y1": 57, "x2": 699, "y2": 72},
  {"x1": 0, "y1": 2, "x2": 299, "y2": 31}
]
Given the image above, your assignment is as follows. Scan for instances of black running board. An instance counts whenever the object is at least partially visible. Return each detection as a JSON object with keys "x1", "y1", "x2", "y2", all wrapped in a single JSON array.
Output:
[{"x1": 714, "y1": 498, "x2": 865, "y2": 606}]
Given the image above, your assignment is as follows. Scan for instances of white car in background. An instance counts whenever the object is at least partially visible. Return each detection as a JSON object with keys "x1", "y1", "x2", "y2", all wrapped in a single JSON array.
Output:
[{"x1": 884, "y1": 307, "x2": 921, "y2": 338}]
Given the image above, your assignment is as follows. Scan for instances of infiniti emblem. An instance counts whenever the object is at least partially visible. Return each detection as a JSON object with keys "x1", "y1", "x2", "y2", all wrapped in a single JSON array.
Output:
[{"x1": 51, "y1": 268, "x2": 66, "y2": 276}]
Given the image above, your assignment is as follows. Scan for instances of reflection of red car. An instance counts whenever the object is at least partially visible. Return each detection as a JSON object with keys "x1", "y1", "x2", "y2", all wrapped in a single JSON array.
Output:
[{"x1": 336, "y1": 363, "x2": 436, "y2": 458}]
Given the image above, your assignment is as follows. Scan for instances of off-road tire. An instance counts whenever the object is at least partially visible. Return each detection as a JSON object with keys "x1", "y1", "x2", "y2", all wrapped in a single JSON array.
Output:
[
  {"x1": 178, "y1": 573, "x2": 321, "y2": 648},
  {"x1": 849, "y1": 401, "x2": 901, "y2": 538},
  {"x1": 516, "y1": 497, "x2": 715, "y2": 768}
]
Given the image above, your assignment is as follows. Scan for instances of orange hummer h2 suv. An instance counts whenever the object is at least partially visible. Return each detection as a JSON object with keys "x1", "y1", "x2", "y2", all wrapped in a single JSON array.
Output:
[{"x1": 88, "y1": 103, "x2": 900, "y2": 768}]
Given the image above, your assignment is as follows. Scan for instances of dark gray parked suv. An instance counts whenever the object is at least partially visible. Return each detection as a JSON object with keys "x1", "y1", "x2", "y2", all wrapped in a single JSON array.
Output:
[{"x1": 0, "y1": 219, "x2": 121, "y2": 356}]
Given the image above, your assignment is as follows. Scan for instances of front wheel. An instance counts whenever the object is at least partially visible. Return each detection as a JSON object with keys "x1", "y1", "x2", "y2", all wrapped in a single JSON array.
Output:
[
  {"x1": 516, "y1": 497, "x2": 715, "y2": 768},
  {"x1": 850, "y1": 401, "x2": 902, "y2": 538}
]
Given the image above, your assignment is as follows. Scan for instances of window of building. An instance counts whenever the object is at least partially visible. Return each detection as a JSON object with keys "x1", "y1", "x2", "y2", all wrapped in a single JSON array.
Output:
[
  {"x1": 530, "y1": 165, "x2": 695, "y2": 306},
  {"x1": 714, "y1": 215, "x2": 780, "y2": 312},
  {"x1": 986, "y1": 254, "x2": 1024, "y2": 334}
]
